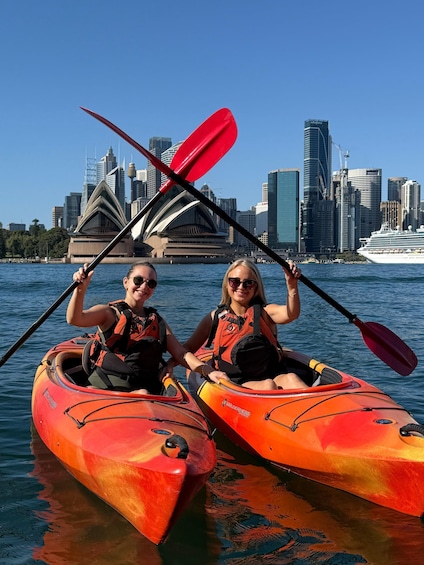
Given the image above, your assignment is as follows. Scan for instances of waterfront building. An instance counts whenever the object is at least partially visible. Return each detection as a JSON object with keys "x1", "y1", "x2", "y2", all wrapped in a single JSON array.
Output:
[
  {"x1": 268, "y1": 168, "x2": 300, "y2": 251},
  {"x1": 67, "y1": 181, "x2": 133, "y2": 262},
  {"x1": 348, "y1": 168, "x2": 382, "y2": 238},
  {"x1": 131, "y1": 185, "x2": 233, "y2": 261},
  {"x1": 147, "y1": 137, "x2": 172, "y2": 198},
  {"x1": 401, "y1": 180, "x2": 421, "y2": 230},
  {"x1": 303, "y1": 119, "x2": 333, "y2": 253}
]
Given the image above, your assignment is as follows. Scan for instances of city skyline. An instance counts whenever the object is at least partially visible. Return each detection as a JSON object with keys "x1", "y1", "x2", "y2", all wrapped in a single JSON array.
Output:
[
  {"x1": 1, "y1": 2, "x2": 424, "y2": 230},
  {"x1": 2, "y1": 134, "x2": 422, "y2": 232}
]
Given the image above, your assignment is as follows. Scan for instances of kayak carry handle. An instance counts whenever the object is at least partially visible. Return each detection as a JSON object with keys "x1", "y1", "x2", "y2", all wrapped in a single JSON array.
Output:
[
  {"x1": 400, "y1": 423, "x2": 424, "y2": 437},
  {"x1": 165, "y1": 434, "x2": 189, "y2": 459}
]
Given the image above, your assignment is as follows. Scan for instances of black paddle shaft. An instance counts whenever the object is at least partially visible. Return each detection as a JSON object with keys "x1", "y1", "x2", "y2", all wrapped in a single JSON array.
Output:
[{"x1": 169, "y1": 171, "x2": 357, "y2": 323}]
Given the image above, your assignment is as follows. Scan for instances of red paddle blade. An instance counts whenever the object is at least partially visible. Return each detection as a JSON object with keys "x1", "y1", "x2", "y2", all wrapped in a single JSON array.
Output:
[
  {"x1": 170, "y1": 108, "x2": 237, "y2": 182},
  {"x1": 80, "y1": 107, "x2": 237, "y2": 192},
  {"x1": 354, "y1": 319, "x2": 418, "y2": 376}
]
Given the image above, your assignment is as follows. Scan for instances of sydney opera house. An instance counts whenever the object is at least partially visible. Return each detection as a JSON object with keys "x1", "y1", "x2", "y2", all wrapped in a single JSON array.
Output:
[{"x1": 67, "y1": 181, "x2": 234, "y2": 263}]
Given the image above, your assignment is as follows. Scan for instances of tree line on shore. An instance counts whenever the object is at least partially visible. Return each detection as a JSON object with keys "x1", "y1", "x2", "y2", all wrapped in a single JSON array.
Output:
[{"x1": 0, "y1": 219, "x2": 70, "y2": 260}]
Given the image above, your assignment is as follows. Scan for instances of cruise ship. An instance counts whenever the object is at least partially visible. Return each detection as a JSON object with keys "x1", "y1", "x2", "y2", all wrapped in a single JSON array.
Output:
[{"x1": 357, "y1": 224, "x2": 424, "y2": 264}]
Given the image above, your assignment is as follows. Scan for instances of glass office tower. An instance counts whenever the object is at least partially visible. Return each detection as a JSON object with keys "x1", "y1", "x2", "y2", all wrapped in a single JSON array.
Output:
[
  {"x1": 303, "y1": 120, "x2": 334, "y2": 253},
  {"x1": 268, "y1": 168, "x2": 299, "y2": 251}
]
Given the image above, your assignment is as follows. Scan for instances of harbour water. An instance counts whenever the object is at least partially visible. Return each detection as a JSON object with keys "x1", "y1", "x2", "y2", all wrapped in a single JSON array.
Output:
[{"x1": 0, "y1": 261, "x2": 423, "y2": 564}]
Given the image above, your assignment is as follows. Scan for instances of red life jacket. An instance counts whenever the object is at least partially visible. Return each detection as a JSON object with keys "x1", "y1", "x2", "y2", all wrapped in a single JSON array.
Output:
[
  {"x1": 83, "y1": 301, "x2": 167, "y2": 392},
  {"x1": 207, "y1": 304, "x2": 282, "y2": 381}
]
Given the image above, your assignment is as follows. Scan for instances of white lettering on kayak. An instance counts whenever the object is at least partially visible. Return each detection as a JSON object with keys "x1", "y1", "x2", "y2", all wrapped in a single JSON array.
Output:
[
  {"x1": 222, "y1": 399, "x2": 250, "y2": 418},
  {"x1": 43, "y1": 388, "x2": 57, "y2": 409}
]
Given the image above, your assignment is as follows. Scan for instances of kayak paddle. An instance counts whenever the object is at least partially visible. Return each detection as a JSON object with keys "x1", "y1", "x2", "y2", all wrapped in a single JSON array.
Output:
[
  {"x1": 0, "y1": 108, "x2": 237, "y2": 369},
  {"x1": 85, "y1": 108, "x2": 417, "y2": 376}
]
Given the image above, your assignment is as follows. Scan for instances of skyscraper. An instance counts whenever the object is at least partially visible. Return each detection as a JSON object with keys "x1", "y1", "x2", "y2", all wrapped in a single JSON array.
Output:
[
  {"x1": 216, "y1": 197, "x2": 237, "y2": 237},
  {"x1": 52, "y1": 206, "x2": 64, "y2": 228},
  {"x1": 303, "y1": 120, "x2": 333, "y2": 253},
  {"x1": 348, "y1": 168, "x2": 382, "y2": 238},
  {"x1": 106, "y1": 165, "x2": 126, "y2": 213},
  {"x1": 64, "y1": 192, "x2": 82, "y2": 231},
  {"x1": 268, "y1": 169, "x2": 299, "y2": 250},
  {"x1": 388, "y1": 177, "x2": 407, "y2": 202},
  {"x1": 147, "y1": 137, "x2": 172, "y2": 198},
  {"x1": 95, "y1": 147, "x2": 126, "y2": 213},
  {"x1": 236, "y1": 209, "x2": 256, "y2": 252},
  {"x1": 401, "y1": 180, "x2": 421, "y2": 230},
  {"x1": 96, "y1": 147, "x2": 117, "y2": 182}
]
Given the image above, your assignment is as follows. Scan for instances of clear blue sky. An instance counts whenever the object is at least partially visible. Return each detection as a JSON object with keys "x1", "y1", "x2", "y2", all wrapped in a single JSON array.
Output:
[{"x1": 1, "y1": 0, "x2": 423, "y2": 229}]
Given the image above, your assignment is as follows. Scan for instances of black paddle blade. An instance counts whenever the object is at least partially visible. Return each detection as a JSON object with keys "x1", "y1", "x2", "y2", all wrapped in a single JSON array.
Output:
[{"x1": 354, "y1": 319, "x2": 418, "y2": 376}]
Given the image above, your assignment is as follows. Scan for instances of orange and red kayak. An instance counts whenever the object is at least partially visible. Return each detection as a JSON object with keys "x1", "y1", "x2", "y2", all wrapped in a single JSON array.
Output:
[
  {"x1": 188, "y1": 347, "x2": 424, "y2": 517},
  {"x1": 32, "y1": 336, "x2": 216, "y2": 545}
]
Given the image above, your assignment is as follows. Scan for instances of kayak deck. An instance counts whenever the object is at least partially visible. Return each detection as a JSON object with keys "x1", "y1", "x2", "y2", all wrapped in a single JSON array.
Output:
[
  {"x1": 32, "y1": 337, "x2": 216, "y2": 544},
  {"x1": 188, "y1": 348, "x2": 424, "y2": 517}
]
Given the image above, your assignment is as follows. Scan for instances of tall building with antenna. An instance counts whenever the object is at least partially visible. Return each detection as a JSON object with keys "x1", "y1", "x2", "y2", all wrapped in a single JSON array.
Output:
[{"x1": 303, "y1": 119, "x2": 334, "y2": 253}]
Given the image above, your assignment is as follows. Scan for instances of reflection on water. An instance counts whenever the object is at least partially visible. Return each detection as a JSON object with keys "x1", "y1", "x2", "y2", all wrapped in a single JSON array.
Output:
[
  {"x1": 208, "y1": 432, "x2": 424, "y2": 565},
  {"x1": 30, "y1": 423, "x2": 424, "y2": 565}
]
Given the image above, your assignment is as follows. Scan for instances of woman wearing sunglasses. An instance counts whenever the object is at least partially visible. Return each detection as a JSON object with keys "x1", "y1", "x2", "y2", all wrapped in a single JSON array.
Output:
[
  {"x1": 182, "y1": 258, "x2": 305, "y2": 390},
  {"x1": 67, "y1": 260, "x2": 227, "y2": 393}
]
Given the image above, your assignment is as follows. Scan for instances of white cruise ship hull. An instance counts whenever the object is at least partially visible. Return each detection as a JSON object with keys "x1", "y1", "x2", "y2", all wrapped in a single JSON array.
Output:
[
  {"x1": 358, "y1": 249, "x2": 424, "y2": 264},
  {"x1": 358, "y1": 225, "x2": 424, "y2": 264}
]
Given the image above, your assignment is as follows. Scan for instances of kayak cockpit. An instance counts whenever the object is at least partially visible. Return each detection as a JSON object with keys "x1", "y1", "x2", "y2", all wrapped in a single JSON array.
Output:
[
  {"x1": 191, "y1": 347, "x2": 359, "y2": 396},
  {"x1": 50, "y1": 349, "x2": 182, "y2": 399}
]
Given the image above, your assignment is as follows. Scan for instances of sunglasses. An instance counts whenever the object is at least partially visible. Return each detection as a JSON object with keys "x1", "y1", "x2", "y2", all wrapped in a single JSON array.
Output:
[
  {"x1": 228, "y1": 277, "x2": 258, "y2": 290},
  {"x1": 132, "y1": 276, "x2": 157, "y2": 289}
]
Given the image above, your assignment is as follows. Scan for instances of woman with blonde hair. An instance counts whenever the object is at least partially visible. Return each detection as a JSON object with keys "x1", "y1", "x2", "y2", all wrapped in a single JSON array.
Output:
[{"x1": 183, "y1": 258, "x2": 305, "y2": 390}]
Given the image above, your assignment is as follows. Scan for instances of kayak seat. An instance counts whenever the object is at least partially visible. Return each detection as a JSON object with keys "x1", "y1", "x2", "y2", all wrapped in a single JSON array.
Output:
[{"x1": 317, "y1": 367, "x2": 343, "y2": 385}]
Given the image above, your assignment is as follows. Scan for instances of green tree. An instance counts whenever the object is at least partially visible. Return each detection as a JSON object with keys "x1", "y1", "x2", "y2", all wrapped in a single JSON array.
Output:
[
  {"x1": 39, "y1": 228, "x2": 70, "y2": 258},
  {"x1": 29, "y1": 218, "x2": 45, "y2": 238},
  {"x1": 23, "y1": 235, "x2": 39, "y2": 258},
  {"x1": 6, "y1": 232, "x2": 25, "y2": 257}
]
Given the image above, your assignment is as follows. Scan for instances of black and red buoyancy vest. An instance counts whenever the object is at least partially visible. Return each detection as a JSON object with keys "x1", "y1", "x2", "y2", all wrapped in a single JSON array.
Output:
[
  {"x1": 83, "y1": 301, "x2": 167, "y2": 392},
  {"x1": 206, "y1": 304, "x2": 282, "y2": 381}
]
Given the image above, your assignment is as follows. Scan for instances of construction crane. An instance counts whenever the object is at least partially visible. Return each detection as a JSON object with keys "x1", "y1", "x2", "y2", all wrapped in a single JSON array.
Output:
[{"x1": 333, "y1": 142, "x2": 349, "y2": 171}]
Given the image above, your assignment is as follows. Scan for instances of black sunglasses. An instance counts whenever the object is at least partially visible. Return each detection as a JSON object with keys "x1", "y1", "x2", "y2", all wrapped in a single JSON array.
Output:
[
  {"x1": 132, "y1": 276, "x2": 157, "y2": 289},
  {"x1": 228, "y1": 277, "x2": 258, "y2": 290}
]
